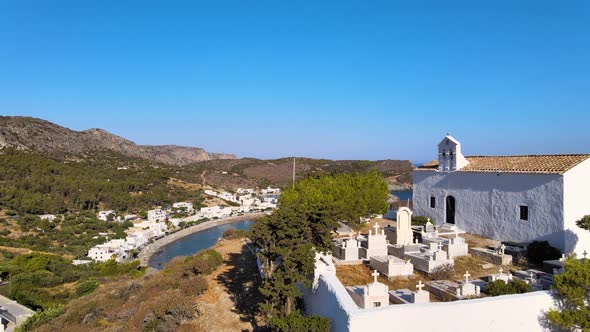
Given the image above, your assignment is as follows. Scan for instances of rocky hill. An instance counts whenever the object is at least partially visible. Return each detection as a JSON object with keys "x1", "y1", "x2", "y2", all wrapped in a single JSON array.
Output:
[
  {"x1": 182, "y1": 157, "x2": 414, "y2": 191},
  {"x1": 0, "y1": 116, "x2": 235, "y2": 165}
]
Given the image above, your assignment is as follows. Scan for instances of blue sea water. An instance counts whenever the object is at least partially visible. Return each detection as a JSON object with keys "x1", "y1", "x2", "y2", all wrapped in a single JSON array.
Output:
[
  {"x1": 391, "y1": 190, "x2": 413, "y2": 201},
  {"x1": 149, "y1": 220, "x2": 255, "y2": 269}
]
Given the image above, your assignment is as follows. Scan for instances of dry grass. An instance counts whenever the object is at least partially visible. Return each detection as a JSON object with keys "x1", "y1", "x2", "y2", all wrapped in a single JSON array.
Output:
[
  {"x1": 452, "y1": 256, "x2": 499, "y2": 280},
  {"x1": 358, "y1": 218, "x2": 395, "y2": 234},
  {"x1": 0, "y1": 214, "x2": 28, "y2": 239},
  {"x1": 197, "y1": 238, "x2": 262, "y2": 332},
  {"x1": 463, "y1": 233, "x2": 500, "y2": 249},
  {"x1": 336, "y1": 264, "x2": 428, "y2": 292},
  {"x1": 169, "y1": 177, "x2": 206, "y2": 191}
]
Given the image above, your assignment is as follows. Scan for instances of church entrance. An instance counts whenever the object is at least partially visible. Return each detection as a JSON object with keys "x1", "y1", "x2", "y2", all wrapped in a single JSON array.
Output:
[{"x1": 446, "y1": 195, "x2": 455, "y2": 224}]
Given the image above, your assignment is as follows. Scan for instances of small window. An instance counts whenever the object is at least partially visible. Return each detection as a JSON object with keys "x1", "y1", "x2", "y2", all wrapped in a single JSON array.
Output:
[
  {"x1": 520, "y1": 205, "x2": 529, "y2": 221},
  {"x1": 373, "y1": 302, "x2": 381, "y2": 307},
  {"x1": 430, "y1": 196, "x2": 436, "y2": 208}
]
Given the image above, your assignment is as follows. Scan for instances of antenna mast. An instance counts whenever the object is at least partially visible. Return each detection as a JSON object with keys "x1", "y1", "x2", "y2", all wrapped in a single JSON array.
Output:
[{"x1": 292, "y1": 157, "x2": 296, "y2": 189}]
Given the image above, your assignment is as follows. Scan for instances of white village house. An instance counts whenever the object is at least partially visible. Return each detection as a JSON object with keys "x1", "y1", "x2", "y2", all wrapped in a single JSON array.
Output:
[{"x1": 413, "y1": 134, "x2": 590, "y2": 256}]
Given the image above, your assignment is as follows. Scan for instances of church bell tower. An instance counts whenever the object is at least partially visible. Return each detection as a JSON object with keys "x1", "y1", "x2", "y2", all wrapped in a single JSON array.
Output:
[{"x1": 438, "y1": 134, "x2": 469, "y2": 172}]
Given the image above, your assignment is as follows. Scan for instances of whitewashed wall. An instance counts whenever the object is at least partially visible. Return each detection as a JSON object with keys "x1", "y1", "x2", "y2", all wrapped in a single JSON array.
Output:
[
  {"x1": 413, "y1": 170, "x2": 567, "y2": 251},
  {"x1": 303, "y1": 274, "x2": 356, "y2": 332},
  {"x1": 563, "y1": 158, "x2": 590, "y2": 256},
  {"x1": 304, "y1": 273, "x2": 554, "y2": 332}
]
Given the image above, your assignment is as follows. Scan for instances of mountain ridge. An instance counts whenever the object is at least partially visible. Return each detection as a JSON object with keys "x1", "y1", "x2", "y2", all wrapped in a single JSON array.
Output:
[{"x1": 0, "y1": 116, "x2": 236, "y2": 166}]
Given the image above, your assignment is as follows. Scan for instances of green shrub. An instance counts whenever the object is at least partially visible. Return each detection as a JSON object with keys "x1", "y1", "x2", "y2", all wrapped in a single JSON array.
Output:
[
  {"x1": 269, "y1": 311, "x2": 330, "y2": 332},
  {"x1": 15, "y1": 304, "x2": 65, "y2": 332},
  {"x1": 186, "y1": 249, "x2": 223, "y2": 275},
  {"x1": 527, "y1": 241, "x2": 561, "y2": 265},
  {"x1": 411, "y1": 215, "x2": 433, "y2": 226},
  {"x1": 75, "y1": 278, "x2": 99, "y2": 297},
  {"x1": 486, "y1": 279, "x2": 531, "y2": 296},
  {"x1": 0, "y1": 229, "x2": 11, "y2": 236},
  {"x1": 5, "y1": 210, "x2": 17, "y2": 216},
  {"x1": 222, "y1": 228, "x2": 249, "y2": 240},
  {"x1": 576, "y1": 215, "x2": 590, "y2": 230},
  {"x1": 545, "y1": 257, "x2": 590, "y2": 330}
]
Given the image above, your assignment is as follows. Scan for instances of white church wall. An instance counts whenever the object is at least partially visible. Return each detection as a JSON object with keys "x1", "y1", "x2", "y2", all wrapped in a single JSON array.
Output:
[
  {"x1": 563, "y1": 158, "x2": 590, "y2": 256},
  {"x1": 413, "y1": 170, "x2": 566, "y2": 251},
  {"x1": 304, "y1": 271, "x2": 554, "y2": 332}
]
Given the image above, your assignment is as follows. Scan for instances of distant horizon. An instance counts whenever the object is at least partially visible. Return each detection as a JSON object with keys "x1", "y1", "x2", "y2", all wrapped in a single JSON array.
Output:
[
  {"x1": 2, "y1": 1, "x2": 589, "y2": 161},
  {"x1": 2, "y1": 114, "x2": 588, "y2": 165}
]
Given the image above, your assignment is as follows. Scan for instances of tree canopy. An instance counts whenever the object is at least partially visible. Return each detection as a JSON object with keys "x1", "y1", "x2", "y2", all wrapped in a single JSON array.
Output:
[
  {"x1": 546, "y1": 257, "x2": 590, "y2": 331},
  {"x1": 251, "y1": 170, "x2": 389, "y2": 320}
]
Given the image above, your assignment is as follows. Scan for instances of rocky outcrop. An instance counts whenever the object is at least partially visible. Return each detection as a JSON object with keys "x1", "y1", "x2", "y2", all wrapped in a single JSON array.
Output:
[{"x1": 0, "y1": 116, "x2": 235, "y2": 165}]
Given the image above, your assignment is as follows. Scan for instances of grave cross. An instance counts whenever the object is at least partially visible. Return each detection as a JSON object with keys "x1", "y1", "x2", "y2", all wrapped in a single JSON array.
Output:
[
  {"x1": 373, "y1": 223, "x2": 380, "y2": 235},
  {"x1": 437, "y1": 242, "x2": 444, "y2": 252},
  {"x1": 499, "y1": 244, "x2": 506, "y2": 256},
  {"x1": 584, "y1": 250, "x2": 588, "y2": 259},
  {"x1": 372, "y1": 270, "x2": 380, "y2": 283},
  {"x1": 560, "y1": 254, "x2": 566, "y2": 262},
  {"x1": 463, "y1": 271, "x2": 471, "y2": 283},
  {"x1": 416, "y1": 280, "x2": 425, "y2": 292}
]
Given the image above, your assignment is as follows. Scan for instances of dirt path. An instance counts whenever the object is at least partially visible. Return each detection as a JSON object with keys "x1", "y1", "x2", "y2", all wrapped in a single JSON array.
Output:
[
  {"x1": 195, "y1": 238, "x2": 263, "y2": 332},
  {"x1": 200, "y1": 170, "x2": 207, "y2": 186},
  {"x1": 0, "y1": 245, "x2": 75, "y2": 260}
]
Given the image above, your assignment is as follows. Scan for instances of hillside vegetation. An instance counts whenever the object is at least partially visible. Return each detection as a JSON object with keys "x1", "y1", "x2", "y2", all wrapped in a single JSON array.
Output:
[
  {"x1": 0, "y1": 148, "x2": 193, "y2": 214},
  {"x1": 25, "y1": 249, "x2": 223, "y2": 332}
]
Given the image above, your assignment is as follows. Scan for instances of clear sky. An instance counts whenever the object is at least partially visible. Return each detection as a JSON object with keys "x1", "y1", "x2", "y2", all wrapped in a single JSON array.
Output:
[{"x1": 1, "y1": 1, "x2": 588, "y2": 163}]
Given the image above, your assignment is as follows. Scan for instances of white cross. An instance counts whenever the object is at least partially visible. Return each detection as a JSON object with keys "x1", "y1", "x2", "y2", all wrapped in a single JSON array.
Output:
[
  {"x1": 499, "y1": 244, "x2": 506, "y2": 255},
  {"x1": 463, "y1": 271, "x2": 471, "y2": 283},
  {"x1": 372, "y1": 270, "x2": 379, "y2": 283},
  {"x1": 529, "y1": 272, "x2": 535, "y2": 282},
  {"x1": 437, "y1": 242, "x2": 443, "y2": 252},
  {"x1": 416, "y1": 280, "x2": 425, "y2": 292},
  {"x1": 499, "y1": 268, "x2": 504, "y2": 276},
  {"x1": 560, "y1": 254, "x2": 566, "y2": 262},
  {"x1": 373, "y1": 223, "x2": 380, "y2": 235}
]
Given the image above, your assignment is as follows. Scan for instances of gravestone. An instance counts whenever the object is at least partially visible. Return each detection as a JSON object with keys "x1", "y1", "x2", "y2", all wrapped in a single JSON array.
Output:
[
  {"x1": 370, "y1": 255, "x2": 414, "y2": 278},
  {"x1": 346, "y1": 270, "x2": 390, "y2": 309},
  {"x1": 395, "y1": 207, "x2": 414, "y2": 246},
  {"x1": 364, "y1": 223, "x2": 388, "y2": 258},
  {"x1": 490, "y1": 267, "x2": 513, "y2": 283},
  {"x1": 389, "y1": 280, "x2": 430, "y2": 305},
  {"x1": 332, "y1": 237, "x2": 363, "y2": 263}
]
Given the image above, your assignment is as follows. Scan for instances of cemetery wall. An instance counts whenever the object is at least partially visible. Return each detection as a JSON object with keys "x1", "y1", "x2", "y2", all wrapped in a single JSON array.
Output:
[
  {"x1": 413, "y1": 170, "x2": 566, "y2": 251},
  {"x1": 348, "y1": 291, "x2": 553, "y2": 332},
  {"x1": 305, "y1": 272, "x2": 554, "y2": 332},
  {"x1": 303, "y1": 274, "x2": 358, "y2": 332}
]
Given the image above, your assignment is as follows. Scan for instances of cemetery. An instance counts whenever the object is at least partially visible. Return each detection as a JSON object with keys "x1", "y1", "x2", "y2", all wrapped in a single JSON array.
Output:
[{"x1": 307, "y1": 204, "x2": 577, "y2": 331}]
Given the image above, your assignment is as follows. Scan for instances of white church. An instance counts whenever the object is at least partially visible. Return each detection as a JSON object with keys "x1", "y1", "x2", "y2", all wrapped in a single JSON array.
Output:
[{"x1": 413, "y1": 134, "x2": 590, "y2": 255}]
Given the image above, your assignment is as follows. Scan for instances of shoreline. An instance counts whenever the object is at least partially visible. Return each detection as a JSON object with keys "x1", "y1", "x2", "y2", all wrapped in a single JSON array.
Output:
[{"x1": 138, "y1": 212, "x2": 266, "y2": 267}]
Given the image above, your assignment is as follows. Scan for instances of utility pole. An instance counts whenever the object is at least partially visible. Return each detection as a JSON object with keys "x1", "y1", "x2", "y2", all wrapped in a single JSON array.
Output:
[{"x1": 292, "y1": 157, "x2": 296, "y2": 189}]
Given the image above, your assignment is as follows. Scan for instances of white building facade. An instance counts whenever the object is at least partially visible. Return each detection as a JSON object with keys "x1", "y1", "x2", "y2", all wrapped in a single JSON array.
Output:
[{"x1": 413, "y1": 135, "x2": 590, "y2": 255}]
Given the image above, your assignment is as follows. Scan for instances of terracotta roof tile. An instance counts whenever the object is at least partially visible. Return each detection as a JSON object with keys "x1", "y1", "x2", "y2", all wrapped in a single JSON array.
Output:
[{"x1": 416, "y1": 154, "x2": 590, "y2": 174}]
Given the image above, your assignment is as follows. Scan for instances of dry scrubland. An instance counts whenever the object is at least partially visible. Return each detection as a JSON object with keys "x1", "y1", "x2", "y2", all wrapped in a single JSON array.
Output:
[{"x1": 34, "y1": 238, "x2": 262, "y2": 332}]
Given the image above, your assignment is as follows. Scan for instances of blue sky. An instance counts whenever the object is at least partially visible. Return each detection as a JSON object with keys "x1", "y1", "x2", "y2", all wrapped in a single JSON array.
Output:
[{"x1": 1, "y1": 1, "x2": 588, "y2": 163}]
